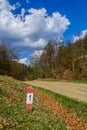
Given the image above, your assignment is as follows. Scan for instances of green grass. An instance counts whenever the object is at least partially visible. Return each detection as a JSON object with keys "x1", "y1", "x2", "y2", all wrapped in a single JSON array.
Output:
[
  {"x1": 0, "y1": 75, "x2": 67, "y2": 130},
  {"x1": 34, "y1": 86, "x2": 87, "y2": 123}
]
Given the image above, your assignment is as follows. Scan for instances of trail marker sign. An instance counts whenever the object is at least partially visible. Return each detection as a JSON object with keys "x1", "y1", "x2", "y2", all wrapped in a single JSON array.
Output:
[{"x1": 26, "y1": 86, "x2": 34, "y2": 111}]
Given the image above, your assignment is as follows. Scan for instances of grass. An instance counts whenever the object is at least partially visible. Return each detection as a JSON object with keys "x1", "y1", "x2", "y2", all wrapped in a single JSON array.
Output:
[
  {"x1": 0, "y1": 75, "x2": 67, "y2": 130},
  {"x1": 34, "y1": 86, "x2": 87, "y2": 123}
]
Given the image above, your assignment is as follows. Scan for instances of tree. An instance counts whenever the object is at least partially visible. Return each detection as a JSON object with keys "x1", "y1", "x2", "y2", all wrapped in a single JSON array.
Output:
[
  {"x1": 0, "y1": 42, "x2": 18, "y2": 76},
  {"x1": 30, "y1": 41, "x2": 62, "y2": 78},
  {"x1": 0, "y1": 42, "x2": 18, "y2": 61},
  {"x1": 10, "y1": 61, "x2": 29, "y2": 80},
  {"x1": 82, "y1": 34, "x2": 87, "y2": 53}
]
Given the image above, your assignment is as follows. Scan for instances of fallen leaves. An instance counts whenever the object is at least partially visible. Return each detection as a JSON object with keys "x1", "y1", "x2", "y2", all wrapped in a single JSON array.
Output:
[{"x1": 35, "y1": 89, "x2": 87, "y2": 130}]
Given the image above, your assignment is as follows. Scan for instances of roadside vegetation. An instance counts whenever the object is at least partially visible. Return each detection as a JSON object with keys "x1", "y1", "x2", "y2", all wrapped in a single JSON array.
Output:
[{"x1": 0, "y1": 75, "x2": 67, "y2": 129}]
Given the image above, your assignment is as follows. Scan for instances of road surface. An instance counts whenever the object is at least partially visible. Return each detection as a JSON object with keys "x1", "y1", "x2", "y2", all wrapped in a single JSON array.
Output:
[{"x1": 25, "y1": 80, "x2": 87, "y2": 102}]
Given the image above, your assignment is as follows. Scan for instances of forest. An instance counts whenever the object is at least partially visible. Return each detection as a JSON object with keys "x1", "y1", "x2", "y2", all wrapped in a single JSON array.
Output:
[{"x1": 0, "y1": 34, "x2": 87, "y2": 80}]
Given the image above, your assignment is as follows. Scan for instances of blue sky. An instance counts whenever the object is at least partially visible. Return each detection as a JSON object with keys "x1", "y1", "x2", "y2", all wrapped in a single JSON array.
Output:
[{"x1": 0, "y1": 0, "x2": 87, "y2": 65}]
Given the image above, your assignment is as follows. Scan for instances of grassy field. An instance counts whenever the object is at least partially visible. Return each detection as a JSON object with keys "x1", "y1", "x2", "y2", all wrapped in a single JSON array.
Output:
[{"x1": 0, "y1": 75, "x2": 67, "y2": 130}]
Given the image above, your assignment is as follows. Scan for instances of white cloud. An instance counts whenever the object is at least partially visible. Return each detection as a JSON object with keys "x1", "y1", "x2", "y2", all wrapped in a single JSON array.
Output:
[
  {"x1": 0, "y1": 0, "x2": 70, "y2": 49},
  {"x1": 21, "y1": 8, "x2": 25, "y2": 16},
  {"x1": 0, "y1": 0, "x2": 21, "y2": 11},
  {"x1": 73, "y1": 29, "x2": 87, "y2": 42},
  {"x1": 0, "y1": 0, "x2": 11, "y2": 11},
  {"x1": 18, "y1": 58, "x2": 29, "y2": 65},
  {"x1": 12, "y1": 2, "x2": 21, "y2": 10},
  {"x1": 32, "y1": 50, "x2": 43, "y2": 58}
]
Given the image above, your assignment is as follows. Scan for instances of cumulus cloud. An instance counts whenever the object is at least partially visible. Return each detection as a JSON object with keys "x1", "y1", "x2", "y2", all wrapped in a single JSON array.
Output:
[
  {"x1": 0, "y1": 0, "x2": 21, "y2": 11},
  {"x1": 32, "y1": 50, "x2": 43, "y2": 58},
  {"x1": 12, "y1": 2, "x2": 21, "y2": 10},
  {"x1": 18, "y1": 58, "x2": 29, "y2": 65},
  {"x1": 73, "y1": 29, "x2": 87, "y2": 42},
  {"x1": 18, "y1": 50, "x2": 43, "y2": 65},
  {"x1": 0, "y1": 0, "x2": 11, "y2": 11},
  {"x1": 0, "y1": 0, "x2": 70, "y2": 49}
]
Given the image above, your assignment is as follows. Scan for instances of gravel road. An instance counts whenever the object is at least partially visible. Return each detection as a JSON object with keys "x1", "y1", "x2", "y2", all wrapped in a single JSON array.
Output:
[{"x1": 25, "y1": 81, "x2": 87, "y2": 102}]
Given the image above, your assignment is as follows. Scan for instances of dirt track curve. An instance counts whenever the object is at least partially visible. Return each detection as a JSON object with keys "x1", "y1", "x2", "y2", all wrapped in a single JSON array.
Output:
[{"x1": 25, "y1": 80, "x2": 87, "y2": 102}]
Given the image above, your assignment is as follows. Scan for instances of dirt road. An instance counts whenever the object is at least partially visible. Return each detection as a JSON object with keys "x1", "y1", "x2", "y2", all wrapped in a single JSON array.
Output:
[{"x1": 25, "y1": 81, "x2": 87, "y2": 102}]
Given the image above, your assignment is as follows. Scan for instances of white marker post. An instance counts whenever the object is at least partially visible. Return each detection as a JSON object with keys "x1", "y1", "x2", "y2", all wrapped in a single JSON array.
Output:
[{"x1": 26, "y1": 86, "x2": 34, "y2": 111}]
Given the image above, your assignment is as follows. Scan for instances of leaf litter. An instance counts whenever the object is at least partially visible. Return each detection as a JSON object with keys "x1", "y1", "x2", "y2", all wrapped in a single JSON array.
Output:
[{"x1": 35, "y1": 89, "x2": 87, "y2": 130}]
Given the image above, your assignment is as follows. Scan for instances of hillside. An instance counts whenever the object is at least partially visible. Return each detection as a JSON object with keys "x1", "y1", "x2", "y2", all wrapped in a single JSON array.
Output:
[
  {"x1": 0, "y1": 75, "x2": 67, "y2": 129},
  {"x1": 29, "y1": 36, "x2": 87, "y2": 80},
  {"x1": 0, "y1": 75, "x2": 87, "y2": 130}
]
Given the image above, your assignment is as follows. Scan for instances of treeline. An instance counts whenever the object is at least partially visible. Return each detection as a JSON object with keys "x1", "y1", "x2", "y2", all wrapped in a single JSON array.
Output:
[
  {"x1": 0, "y1": 43, "x2": 29, "y2": 80},
  {"x1": 0, "y1": 35, "x2": 87, "y2": 81},
  {"x1": 30, "y1": 35, "x2": 87, "y2": 80}
]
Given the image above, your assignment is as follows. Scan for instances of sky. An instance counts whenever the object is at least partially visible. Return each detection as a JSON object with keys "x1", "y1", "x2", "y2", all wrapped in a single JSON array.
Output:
[{"x1": 0, "y1": 0, "x2": 87, "y2": 65}]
